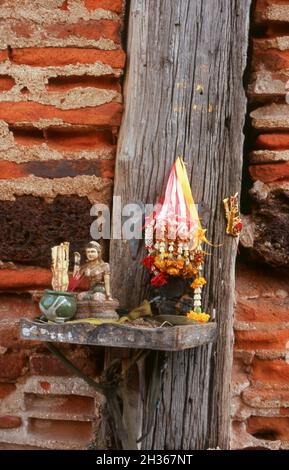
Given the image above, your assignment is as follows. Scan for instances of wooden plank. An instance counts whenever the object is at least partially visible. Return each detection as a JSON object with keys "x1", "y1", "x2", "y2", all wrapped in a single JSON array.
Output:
[
  {"x1": 19, "y1": 318, "x2": 217, "y2": 351},
  {"x1": 110, "y1": 0, "x2": 251, "y2": 450}
]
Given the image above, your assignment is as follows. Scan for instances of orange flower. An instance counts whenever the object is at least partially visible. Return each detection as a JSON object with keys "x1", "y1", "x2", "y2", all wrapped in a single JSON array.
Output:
[
  {"x1": 187, "y1": 311, "x2": 210, "y2": 323},
  {"x1": 190, "y1": 277, "x2": 207, "y2": 289},
  {"x1": 176, "y1": 260, "x2": 184, "y2": 269},
  {"x1": 154, "y1": 257, "x2": 167, "y2": 272},
  {"x1": 183, "y1": 263, "x2": 198, "y2": 278},
  {"x1": 166, "y1": 260, "x2": 175, "y2": 268},
  {"x1": 166, "y1": 267, "x2": 180, "y2": 276}
]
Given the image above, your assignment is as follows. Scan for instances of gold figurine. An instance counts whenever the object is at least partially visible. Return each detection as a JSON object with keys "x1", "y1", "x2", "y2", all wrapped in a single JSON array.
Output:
[{"x1": 223, "y1": 192, "x2": 243, "y2": 237}]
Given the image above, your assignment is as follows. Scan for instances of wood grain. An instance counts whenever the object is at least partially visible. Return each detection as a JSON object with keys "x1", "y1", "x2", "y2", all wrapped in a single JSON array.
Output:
[{"x1": 110, "y1": 0, "x2": 251, "y2": 449}]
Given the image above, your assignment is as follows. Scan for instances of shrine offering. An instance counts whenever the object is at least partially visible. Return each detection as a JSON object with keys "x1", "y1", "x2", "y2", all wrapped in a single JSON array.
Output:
[
  {"x1": 223, "y1": 192, "x2": 243, "y2": 237},
  {"x1": 39, "y1": 242, "x2": 77, "y2": 323},
  {"x1": 73, "y1": 241, "x2": 119, "y2": 320},
  {"x1": 143, "y1": 157, "x2": 210, "y2": 323}
]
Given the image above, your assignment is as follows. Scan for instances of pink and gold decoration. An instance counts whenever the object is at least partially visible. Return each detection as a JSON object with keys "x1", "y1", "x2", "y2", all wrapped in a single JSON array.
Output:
[{"x1": 143, "y1": 157, "x2": 210, "y2": 321}]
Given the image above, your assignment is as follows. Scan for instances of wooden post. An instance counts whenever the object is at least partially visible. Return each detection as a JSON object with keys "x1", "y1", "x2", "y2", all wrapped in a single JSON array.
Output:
[{"x1": 110, "y1": 0, "x2": 251, "y2": 449}]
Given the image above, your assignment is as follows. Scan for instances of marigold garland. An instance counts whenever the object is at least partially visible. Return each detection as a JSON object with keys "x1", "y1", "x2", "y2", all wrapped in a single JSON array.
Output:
[
  {"x1": 187, "y1": 311, "x2": 210, "y2": 323},
  {"x1": 143, "y1": 157, "x2": 210, "y2": 316},
  {"x1": 190, "y1": 277, "x2": 206, "y2": 289}
]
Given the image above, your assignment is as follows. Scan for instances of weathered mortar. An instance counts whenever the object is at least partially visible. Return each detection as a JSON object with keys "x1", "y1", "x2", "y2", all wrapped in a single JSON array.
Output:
[
  {"x1": 0, "y1": 175, "x2": 112, "y2": 203},
  {"x1": 0, "y1": 0, "x2": 122, "y2": 49}
]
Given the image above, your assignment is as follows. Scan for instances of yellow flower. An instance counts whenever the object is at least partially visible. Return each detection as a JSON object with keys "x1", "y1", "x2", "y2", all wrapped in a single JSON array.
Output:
[
  {"x1": 154, "y1": 257, "x2": 167, "y2": 272},
  {"x1": 190, "y1": 277, "x2": 207, "y2": 289},
  {"x1": 166, "y1": 260, "x2": 175, "y2": 268},
  {"x1": 176, "y1": 260, "x2": 185, "y2": 269},
  {"x1": 166, "y1": 267, "x2": 180, "y2": 276},
  {"x1": 187, "y1": 311, "x2": 210, "y2": 323},
  {"x1": 183, "y1": 263, "x2": 198, "y2": 278}
]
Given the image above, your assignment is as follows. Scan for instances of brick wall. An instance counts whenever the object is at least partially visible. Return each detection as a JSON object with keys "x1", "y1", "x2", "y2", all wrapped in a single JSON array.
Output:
[
  {"x1": 0, "y1": 0, "x2": 125, "y2": 449},
  {"x1": 232, "y1": 0, "x2": 289, "y2": 450}
]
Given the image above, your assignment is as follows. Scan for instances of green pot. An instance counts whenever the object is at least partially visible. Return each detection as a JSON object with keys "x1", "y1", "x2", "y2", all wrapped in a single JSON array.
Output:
[{"x1": 39, "y1": 290, "x2": 77, "y2": 323}]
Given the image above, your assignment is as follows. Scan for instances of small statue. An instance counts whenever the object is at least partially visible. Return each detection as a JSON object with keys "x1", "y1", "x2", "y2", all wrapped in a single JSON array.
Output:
[
  {"x1": 74, "y1": 241, "x2": 112, "y2": 301},
  {"x1": 223, "y1": 192, "x2": 243, "y2": 237},
  {"x1": 73, "y1": 241, "x2": 119, "y2": 320}
]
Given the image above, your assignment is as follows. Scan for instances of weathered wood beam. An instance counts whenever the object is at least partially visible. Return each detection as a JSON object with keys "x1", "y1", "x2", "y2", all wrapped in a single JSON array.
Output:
[{"x1": 111, "y1": 0, "x2": 251, "y2": 449}]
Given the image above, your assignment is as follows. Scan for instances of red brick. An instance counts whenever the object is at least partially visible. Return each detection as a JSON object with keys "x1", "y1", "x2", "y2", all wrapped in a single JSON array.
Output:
[
  {"x1": 243, "y1": 387, "x2": 289, "y2": 408},
  {"x1": 0, "y1": 162, "x2": 26, "y2": 179},
  {"x1": 0, "y1": 321, "x2": 20, "y2": 348},
  {"x1": 3, "y1": 18, "x2": 120, "y2": 43},
  {"x1": 236, "y1": 298, "x2": 289, "y2": 323},
  {"x1": 0, "y1": 353, "x2": 26, "y2": 381},
  {"x1": 47, "y1": 75, "x2": 120, "y2": 92},
  {"x1": 265, "y1": 24, "x2": 289, "y2": 38},
  {"x1": 236, "y1": 261, "x2": 289, "y2": 298},
  {"x1": 0, "y1": 50, "x2": 8, "y2": 62},
  {"x1": 0, "y1": 101, "x2": 123, "y2": 126},
  {"x1": 255, "y1": 0, "x2": 289, "y2": 7},
  {"x1": 10, "y1": 20, "x2": 33, "y2": 39},
  {"x1": 255, "y1": 0, "x2": 268, "y2": 8},
  {"x1": 235, "y1": 328, "x2": 289, "y2": 351},
  {"x1": 83, "y1": 0, "x2": 123, "y2": 13},
  {"x1": 0, "y1": 195, "x2": 97, "y2": 269},
  {"x1": 253, "y1": 44, "x2": 289, "y2": 72},
  {"x1": 0, "y1": 416, "x2": 22, "y2": 429},
  {"x1": 0, "y1": 383, "x2": 16, "y2": 399},
  {"x1": 0, "y1": 268, "x2": 51, "y2": 291},
  {"x1": 13, "y1": 127, "x2": 115, "y2": 152},
  {"x1": 24, "y1": 159, "x2": 115, "y2": 179},
  {"x1": 0, "y1": 320, "x2": 41, "y2": 349},
  {"x1": 252, "y1": 358, "x2": 289, "y2": 384},
  {"x1": 249, "y1": 162, "x2": 289, "y2": 183},
  {"x1": 256, "y1": 133, "x2": 289, "y2": 150},
  {"x1": 0, "y1": 294, "x2": 38, "y2": 320},
  {"x1": 255, "y1": 0, "x2": 289, "y2": 24},
  {"x1": 46, "y1": 20, "x2": 120, "y2": 43},
  {"x1": 29, "y1": 352, "x2": 98, "y2": 377},
  {"x1": 247, "y1": 416, "x2": 289, "y2": 441},
  {"x1": 0, "y1": 160, "x2": 115, "y2": 180},
  {"x1": 59, "y1": 0, "x2": 69, "y2": 10},
  {"x1": 11, "y1": 48, "x2": 125, "y2": 68},
  {"x1": 0, "y1": 76, "x2": 15, "y2": 91},
  {"x1": 45, "y1": 127, "x2": 115, "y2": 152}
]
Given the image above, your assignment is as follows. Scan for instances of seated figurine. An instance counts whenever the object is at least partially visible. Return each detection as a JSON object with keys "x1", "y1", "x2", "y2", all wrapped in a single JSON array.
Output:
[
  {"x1": 74, "y1": 241, "x2": 119, "y2": 319},
  {"x1": 74, "y1": 241, "x2": 112, "y2": 302}
]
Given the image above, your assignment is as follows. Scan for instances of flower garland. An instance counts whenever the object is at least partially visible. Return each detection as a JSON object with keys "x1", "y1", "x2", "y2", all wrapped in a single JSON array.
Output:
[{"x1": 143, "y1": 157, "x2": 210, "y2": 323}]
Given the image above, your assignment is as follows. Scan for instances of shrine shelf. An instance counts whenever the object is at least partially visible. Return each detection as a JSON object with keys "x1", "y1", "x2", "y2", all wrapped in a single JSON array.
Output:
[{"x1": 20, "y1": 318, "x2": 217, "y2": 351}]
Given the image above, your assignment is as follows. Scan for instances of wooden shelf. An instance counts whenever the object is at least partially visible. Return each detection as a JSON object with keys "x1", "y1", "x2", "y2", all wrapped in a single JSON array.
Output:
[{"x1": 20, "y1": 318, "x2": 217, "y2": 351}]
